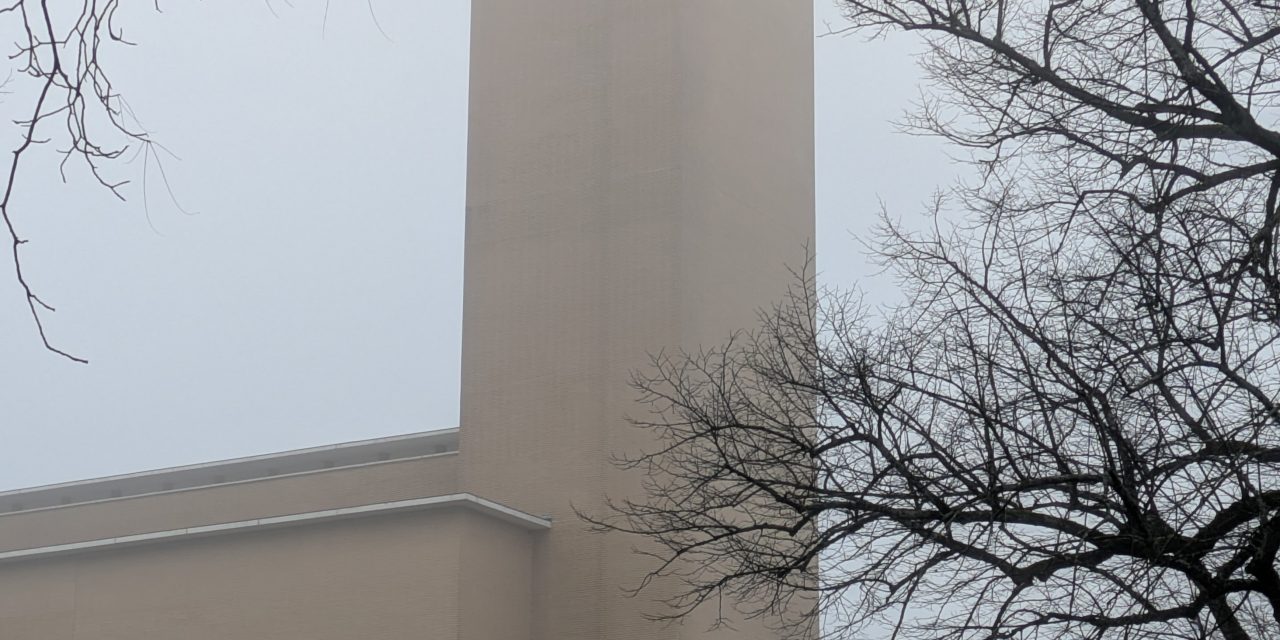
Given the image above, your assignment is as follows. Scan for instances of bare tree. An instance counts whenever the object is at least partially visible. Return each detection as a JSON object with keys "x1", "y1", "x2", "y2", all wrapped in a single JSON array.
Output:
[
  {"x1": 0, "y1": 1, "x2": 165, "y2": 363},
  {"x1": 596, "y1": 2, "x2": 1280, "y2": 639}
]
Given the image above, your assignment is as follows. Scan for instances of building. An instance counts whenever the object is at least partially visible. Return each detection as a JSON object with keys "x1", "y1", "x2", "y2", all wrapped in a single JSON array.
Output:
[{"x1": 0, "y1": 1, "x2": 814, "y2": 638}]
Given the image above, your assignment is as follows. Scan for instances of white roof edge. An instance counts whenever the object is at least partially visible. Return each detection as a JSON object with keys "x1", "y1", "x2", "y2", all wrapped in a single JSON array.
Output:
[
  {"x1": 0, "y1": 428, "x2": 460, "y2": 499},
  {"x1": 0, "y1": 492, "x2": 550, "y2": 565},
  {"x1": 459, "y1": 494, "x2": 554, "y2": 529},
  {"x1": 0, "y1": 452, "x2": 460, "y2": 521}
]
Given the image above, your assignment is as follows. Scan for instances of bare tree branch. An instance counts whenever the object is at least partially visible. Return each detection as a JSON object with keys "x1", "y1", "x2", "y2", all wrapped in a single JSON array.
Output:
[{"x1": 592, "y1": 2, "x2": 1280, "y2": 638}]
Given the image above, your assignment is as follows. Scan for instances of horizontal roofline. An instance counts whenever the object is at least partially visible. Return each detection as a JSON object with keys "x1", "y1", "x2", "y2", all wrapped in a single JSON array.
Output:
[
  {"x1": 0, "y1": 428, "x2": 459, "y2": 501},
  {"x1": 0, "y1": 493, "x2": 550, "y2": 565}
]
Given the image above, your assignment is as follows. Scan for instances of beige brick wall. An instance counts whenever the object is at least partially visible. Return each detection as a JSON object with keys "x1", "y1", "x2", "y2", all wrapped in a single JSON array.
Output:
[
  {"x1": 0, "y1": 453, "x2": 458, "y2": 554},
  {"x1": 0, "y1": 510, "x2": 466, "y2": 640},
  {"x1": 0, "y1": 1, "x2": 815, "y2": 637},
  {"x1": 460, "y1": 1, "x2": 814, "y2": 638},
  {"x1": 0, "y1": 505, "x2": 542, "y2": 640},
  {"x1": 457, "y1": 509, "x2": 537, "y2": 640}
]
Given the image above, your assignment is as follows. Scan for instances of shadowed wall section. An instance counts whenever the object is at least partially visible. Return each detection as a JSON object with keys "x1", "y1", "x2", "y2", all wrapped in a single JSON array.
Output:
[{"x1": 459, "y1": 1, "x2": 814, "y2": 638}]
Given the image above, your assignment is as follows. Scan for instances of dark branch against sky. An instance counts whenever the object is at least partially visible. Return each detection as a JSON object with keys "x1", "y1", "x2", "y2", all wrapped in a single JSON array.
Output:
[{"x1": 0, "y1": 2, "x2": 946, "y2": 491}]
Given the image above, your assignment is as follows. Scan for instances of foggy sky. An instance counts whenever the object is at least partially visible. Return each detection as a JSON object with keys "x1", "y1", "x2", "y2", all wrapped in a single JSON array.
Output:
[{"x1": 0, "y1": 1, "x2": 953, "y2": 490}]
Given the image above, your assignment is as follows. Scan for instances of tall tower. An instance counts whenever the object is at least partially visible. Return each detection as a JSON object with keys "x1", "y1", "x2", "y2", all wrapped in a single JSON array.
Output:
[{"x1": 459, "y1": 2, "x2": 814, "y2": 638}]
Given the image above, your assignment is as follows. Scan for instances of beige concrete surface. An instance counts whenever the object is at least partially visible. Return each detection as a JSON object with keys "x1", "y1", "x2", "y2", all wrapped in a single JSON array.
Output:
[
  {"x1": 0, "y1": 508, "x2": 535, "y2": 640},
  {"x1": 0, "y1": 1, "x2": 814, "y2": 637},
  {"x1": 457, "y1": 509, "x2": 536, "y2": 640},
  {"x1": 0, "y1": 430, "x2": 459, "y2": 514},
  {"x1": 0, "y1": 452, "x2": 460, "y2": 554},
  {"x1": 460, "y1": 1, "x2": 814, "y2": 638}
]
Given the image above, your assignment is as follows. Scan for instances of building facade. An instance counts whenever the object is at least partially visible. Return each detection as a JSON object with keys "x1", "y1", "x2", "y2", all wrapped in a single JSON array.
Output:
[{"x1": 0, "y1": 1, "x2": 814, "y2": 638}]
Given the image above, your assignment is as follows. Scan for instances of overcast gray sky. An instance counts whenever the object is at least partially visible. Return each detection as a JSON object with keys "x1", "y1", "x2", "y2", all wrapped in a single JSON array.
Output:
[{"x1": 0, "y1": 1, "x2": 953, "y2": 490}]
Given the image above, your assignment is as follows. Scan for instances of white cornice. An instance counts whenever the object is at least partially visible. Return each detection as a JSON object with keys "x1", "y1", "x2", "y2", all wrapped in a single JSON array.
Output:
[
  {"x1": 0, "y1": 428, "x2": 460, "y2": 510},
  {"x1": 0, "y1": 493, "x2": 550, "y2": 564}
]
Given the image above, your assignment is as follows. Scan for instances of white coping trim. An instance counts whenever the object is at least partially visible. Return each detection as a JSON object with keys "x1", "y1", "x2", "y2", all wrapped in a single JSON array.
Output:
[
  {"x1": 0, "y1": 428, "x2": 460, "y2": 499},
  {"x1": 0, "y1": 452, "x2": 460, "y2": 520},
  {"x1": 0, "y1": 493, "x2": 551, "y2": 564}
]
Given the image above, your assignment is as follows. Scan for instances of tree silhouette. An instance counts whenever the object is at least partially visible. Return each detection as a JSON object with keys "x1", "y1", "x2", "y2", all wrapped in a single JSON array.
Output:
[
  {"x1": 0, "y1": 1, "x2": 168, "y2": 362},
  {"x1": 597, "y1": 2, "x2": 1280, "y2": 638}
]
